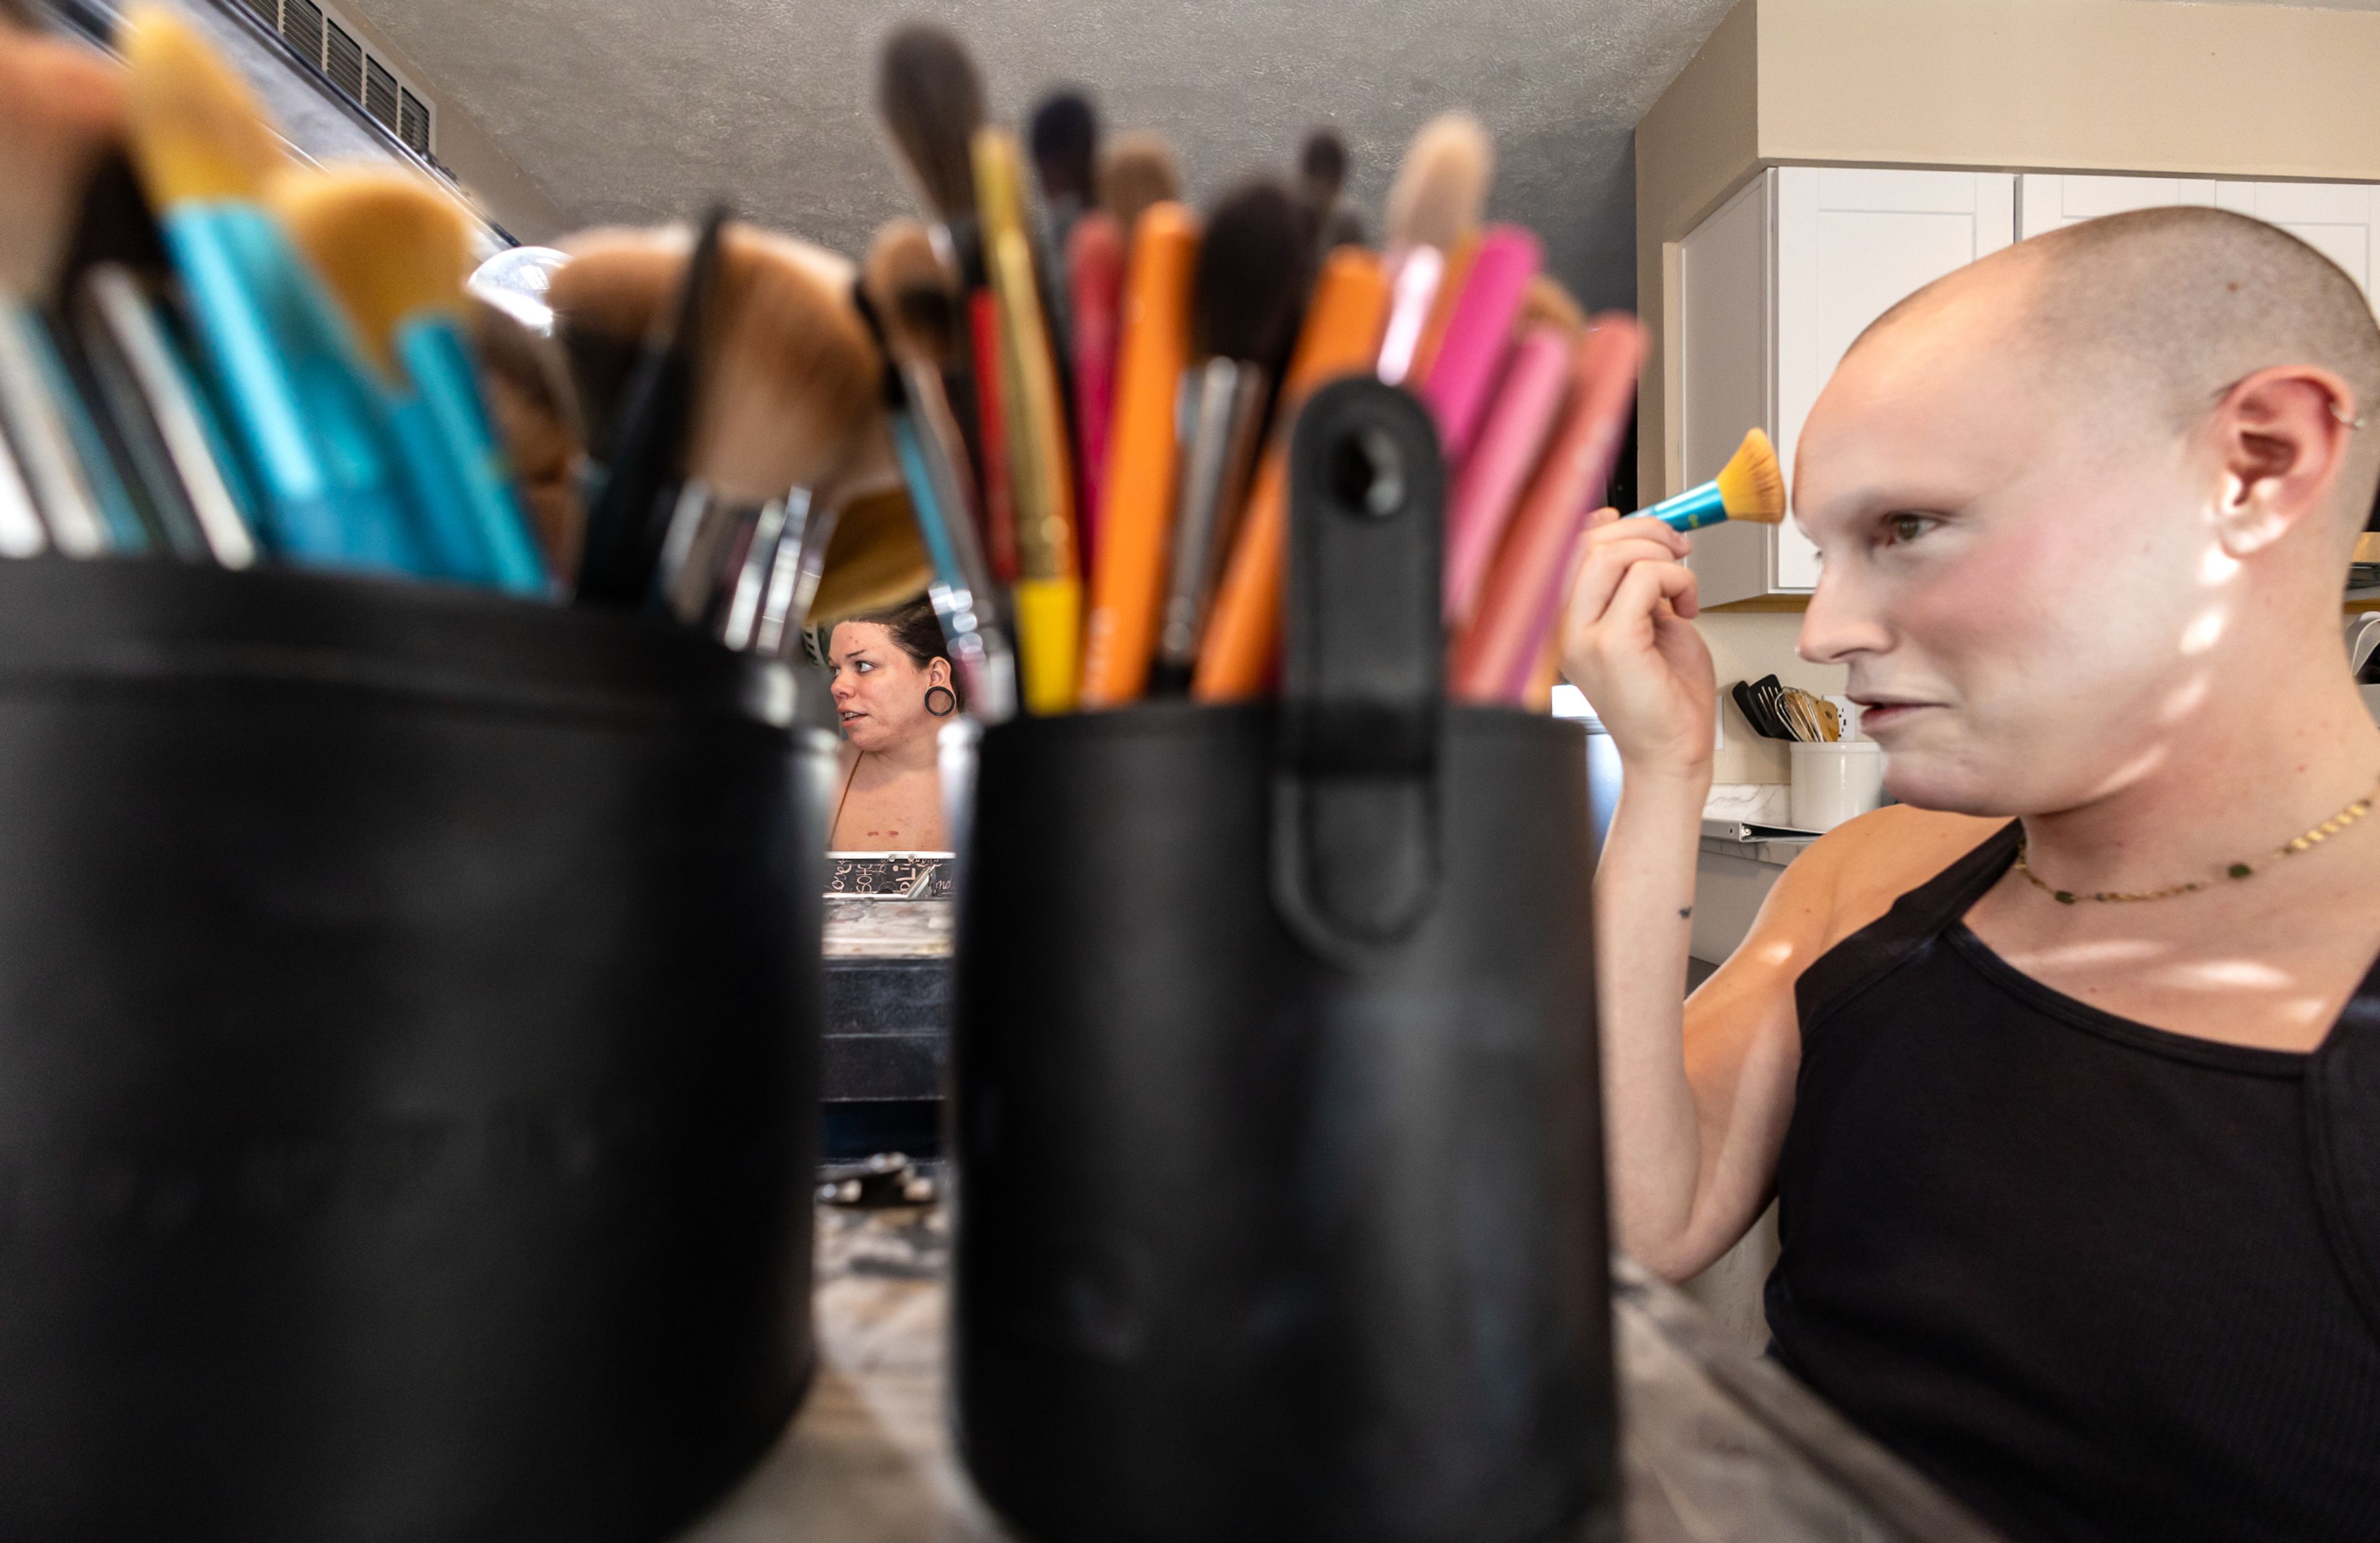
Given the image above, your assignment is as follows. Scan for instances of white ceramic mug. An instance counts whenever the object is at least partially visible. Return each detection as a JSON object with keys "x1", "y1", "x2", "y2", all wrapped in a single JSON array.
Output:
[{"x1": 1790, "y1": 741, "x2": 1885, "y2": 832}]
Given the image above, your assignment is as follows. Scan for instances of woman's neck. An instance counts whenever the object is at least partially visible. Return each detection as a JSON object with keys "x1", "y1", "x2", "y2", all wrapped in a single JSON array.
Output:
[{"x1": 855, "y1": 731, "x2": 943, "y2": 776}]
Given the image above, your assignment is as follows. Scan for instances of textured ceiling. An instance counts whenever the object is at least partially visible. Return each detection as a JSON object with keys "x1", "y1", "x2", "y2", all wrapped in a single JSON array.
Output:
[{"x1": 342, "y1": 0, "x2": 1744, "y2": 310}]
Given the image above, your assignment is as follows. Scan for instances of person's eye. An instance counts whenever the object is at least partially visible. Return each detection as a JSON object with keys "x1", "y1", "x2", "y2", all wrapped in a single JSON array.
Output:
[{"x1": 1880, "y1": 512, "x2": 1939, "y2": 547}]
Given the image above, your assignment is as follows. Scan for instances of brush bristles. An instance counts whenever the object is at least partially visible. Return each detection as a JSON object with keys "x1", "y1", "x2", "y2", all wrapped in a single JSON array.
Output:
[
  {"x1": 863, "y1": 218, "x2": 961, "y2": 369},
  {"x1": 1518, "y1": 273, "x2": 1585, "y2": 338},
  {"x1": 1385, "y1": 111, "x2": 1491, "y2": 252},
  {"x1": 687, "y1": 227, "x2": 885, "y2": 505},
  {"x1": 270, "y1": 167, "x2": 471, "y2": 368},
  {"x1": 123, "y1": 7, "x2": 284, "y2": 208},
  {"x1": 875, "y1": 22, "x2": 984, "y2": 226},
  {"x1": 1099, "y1": 131, "x2": 1179, "y2": 239},
  {"x1": 1300, "y1": 128, "x2": 1349, "y2": 202},
  {"x1": 1193, "y1": 179, "x2": 1311, "y2": 366},
  {"x1": 1029, "y1": 89, "x2": 1097, "y2": 210},
  {"x1": 547, "y1": 230, "x2": 704, "y2": 460},
  {"x1": 0, "y1": 30, "x2": 127, "y2": 296},
  {"x1": 1715, "y1": 428, "x2": 1786, "y2": 524}
]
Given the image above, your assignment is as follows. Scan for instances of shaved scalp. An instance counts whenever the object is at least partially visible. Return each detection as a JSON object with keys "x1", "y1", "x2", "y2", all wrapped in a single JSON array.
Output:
[{"x1": 1861, "y1": 206, "x2": 2380, "y2": 537}]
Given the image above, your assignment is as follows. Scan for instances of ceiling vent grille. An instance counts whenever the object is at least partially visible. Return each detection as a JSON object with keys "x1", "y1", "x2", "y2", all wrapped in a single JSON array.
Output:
[
  {"x1": 325, "y1": 20, "x2": 364, "y2": 101},
  {"x1": 398, "y1": 89, "x2": 431, "y2": 157},
  {"x1": 254, "y1": 0, "x2": 439, "y2": 162},
  {"x1": 280, "y1": 0, "x2": 324, "y2": 73},
  {"x1": 363, "y1": 57, "x2": 400, "y2": 132}
]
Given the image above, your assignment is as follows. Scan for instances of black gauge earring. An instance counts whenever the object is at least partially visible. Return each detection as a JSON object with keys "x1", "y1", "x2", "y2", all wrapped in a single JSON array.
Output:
[{"x1": 925, "y1": 685, "x2": 957, "y2": 718}]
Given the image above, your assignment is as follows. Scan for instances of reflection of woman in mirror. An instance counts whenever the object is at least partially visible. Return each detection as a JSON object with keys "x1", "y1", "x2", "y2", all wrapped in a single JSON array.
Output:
[{"x1": 827, "y1": 598, "x2": 958, "y2": 852}]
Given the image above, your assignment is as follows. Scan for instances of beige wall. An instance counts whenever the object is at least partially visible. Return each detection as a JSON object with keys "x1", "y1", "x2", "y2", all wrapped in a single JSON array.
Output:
[
  {"x1": 1637, "y1": 0, "x2": 2380, "y2": 504},
  {"x1": 328, "y1": 4, "x2": 567, "y2": 244}
]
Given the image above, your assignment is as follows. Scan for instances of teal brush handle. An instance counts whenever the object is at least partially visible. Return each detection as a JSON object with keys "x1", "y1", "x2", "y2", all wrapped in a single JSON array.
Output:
[
  {"x1": 398, "y1": 317, "x2": 550, "y2": 596},
  {"x1": 1637, "y1": 478, "x2": 1729, "y2": 532},
  {"x1": 383, "y1": 389, "x2": 498, "y2": 583},
  {"x1": 164, "y1": 203, "x2": 425, "y2": 573}
]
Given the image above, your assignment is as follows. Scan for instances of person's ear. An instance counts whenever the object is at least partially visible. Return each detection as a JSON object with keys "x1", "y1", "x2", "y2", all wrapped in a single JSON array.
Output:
[
  {"x1": 2208, "y1": 365, "x2": 2359, "y2": 558},
  {"x1": 928, "y1": 656, "x2": 952, "y2": 690}
]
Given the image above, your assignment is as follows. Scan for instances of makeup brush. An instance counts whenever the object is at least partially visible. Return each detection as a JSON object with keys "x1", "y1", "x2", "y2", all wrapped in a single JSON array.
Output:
[
  {"x1": 1192, "y1": 246, "x2": 1391, "y2": 702},
  {"x1": 1420, "y1": 223, "x2": 1541, "y2": 465},
  {"x1": 1298, "y1": 127, "x2": 1365, "y2": 255},
  {"x1": 1077, "y1": 200, "x2": 1198, "y2": 707},
  {"x1": 874, "y1": 22, "x2": 984, "y2": 266},
  {"x1": 0, "y1": 30, "x2": 154, "y2": 558},
  {"x1": 1377, "y1": 112, "x2": 1491, "y2": 384},
  {"x1": 0, "y1": 312, "x2": 107, "y2": 555},
  {"x1": 1519, "y1": 272, "x2": 1586, "y2": 338},
  {"x1": 1065, "y1": 210, "x2": 1122, "y2": 575},
  {"x1": 547, "y1": 223, "x2": 687, "y2": 460},
  {"x1": 1029, "y1": 89, "x2": 1098, "y2": 240},
  {"x1": 273, "y1": 167, "x2": 548, "y2": 592},
  {"x1": 1098, "y1": 130, "x2": 1181, "y2": 249},
  {"x1": 0, "y1": 27, "x2": 125, "y2": 299},
  {"x1": 1450, "y1": 313, "x2": 1644, "y2": 703},
  {"x1": 1637, "y1": 428, "x2": 1784, "y2": 532},
  {"x1": 74, "y1": 264, "x2": 258, "y2": 565},
  {"x1": 572, "y1": 207, "x2": 726, "y2": 604},
  {"x1": 690, "y1": 228, "x2": 888, "y2": 638},
  {"x1": 1025, "y1": 90, "x2": 1091, "y2": 480},
  {"x1": 976, "y1": 127, "x2": 1080, "y2": 713},
  {"x1": 0, "y1": 432, "x2": 39, "y2": 561},
  {"x1": 873, "y1": 22, "x2": 1002, "y2": 574},
  {"x1": 469, "y1": 294, "x2": 579, "y2": 581},
  {"x1": 1155, "y1": 178, "x2": 1311, "y2": 688},
  {"x1": 1443, "y1": 323, "x2": 1569, "y2": 627},
  {"x1": 123, "y1": 7, "x2": 425, "y2": 573},
  {"x1": 865, "y1": 218, "x2": 1017, "y2": 722}
]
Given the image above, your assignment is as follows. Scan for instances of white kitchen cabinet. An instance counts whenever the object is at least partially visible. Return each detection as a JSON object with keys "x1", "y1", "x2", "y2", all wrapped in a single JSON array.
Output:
[
  {"x1": 2017, "y1": 174, "x2": 2380, "y2": 305},
  {"x1": 1677, "y1": 168, "x2": 2017, "y2": 605}
]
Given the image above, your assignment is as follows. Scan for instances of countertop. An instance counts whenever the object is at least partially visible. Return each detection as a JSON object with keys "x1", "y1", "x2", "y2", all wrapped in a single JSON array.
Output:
[{"x1": 672, "y1": 1205, "x2": 2006, "y2": 1543}]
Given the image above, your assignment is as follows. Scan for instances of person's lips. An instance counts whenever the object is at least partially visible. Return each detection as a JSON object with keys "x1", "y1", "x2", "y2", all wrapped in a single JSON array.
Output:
[{"x1": 1849, "y1": 697, "x2": 1938, "y2": 733}]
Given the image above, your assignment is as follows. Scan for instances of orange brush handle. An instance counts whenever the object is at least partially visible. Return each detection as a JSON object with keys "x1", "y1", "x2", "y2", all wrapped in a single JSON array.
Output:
[
  {"x1": 1078, "y1": 203, "x2": 1199, "y2": 707},
  {"x1": 1192, "y1": 248, "x2": 1391, "y2": 702},
  {"x1": 1449, "y1": 313, "x2": 1646, "y2": 703}
]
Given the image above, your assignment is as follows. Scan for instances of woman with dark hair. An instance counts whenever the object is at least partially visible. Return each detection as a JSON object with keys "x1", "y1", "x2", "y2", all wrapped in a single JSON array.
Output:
[{"x1": 826, "y1": 596, "x2": 961, "y2": 852}]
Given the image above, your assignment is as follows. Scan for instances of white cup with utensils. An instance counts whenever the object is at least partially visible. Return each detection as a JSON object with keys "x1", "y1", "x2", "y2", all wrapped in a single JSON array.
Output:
[{"x1": 1790, "y1": 741, "x2": 1885, "y2": 832}]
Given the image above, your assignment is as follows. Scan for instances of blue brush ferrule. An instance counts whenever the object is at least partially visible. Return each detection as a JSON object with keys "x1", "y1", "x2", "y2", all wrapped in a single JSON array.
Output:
[{"x1": 1639, "y1": 480, "x2": 1729, "y2": 532}]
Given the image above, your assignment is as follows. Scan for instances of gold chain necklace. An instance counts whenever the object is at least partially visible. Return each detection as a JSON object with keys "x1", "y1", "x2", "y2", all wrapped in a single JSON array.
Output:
[{"x1": 2013, "y1": 781, "x2": 2380, "y2": 904}]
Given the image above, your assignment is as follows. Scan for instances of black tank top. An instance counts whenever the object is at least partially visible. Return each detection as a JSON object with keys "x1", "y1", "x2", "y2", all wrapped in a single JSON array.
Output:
[{"x1": 1768, "y1": 822, "x2": 2380, "y2": 1543}]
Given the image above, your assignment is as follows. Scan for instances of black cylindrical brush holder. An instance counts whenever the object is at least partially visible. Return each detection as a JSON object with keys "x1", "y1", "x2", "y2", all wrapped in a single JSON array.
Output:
[
  {"x1": 0, "y1": 560, "x2": 827, "y2": 1543},
  {"x1": 951, "y1": 380, "x2": 1618, "y2": 1543}
]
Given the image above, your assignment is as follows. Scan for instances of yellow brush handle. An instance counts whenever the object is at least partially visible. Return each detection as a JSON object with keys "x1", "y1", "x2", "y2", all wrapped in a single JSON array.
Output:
[
  {"x1": 1014, "y1": 575, "x2": 1082, "y2": 715},
  {"x1": 989, "y1": 228, "x2": 1077, "y2": 583}
]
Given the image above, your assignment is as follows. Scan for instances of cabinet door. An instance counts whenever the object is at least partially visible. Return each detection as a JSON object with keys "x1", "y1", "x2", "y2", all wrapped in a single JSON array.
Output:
[
  {"x1": 1677, "y1": 175, "x2": 1775, "y2": 609},
  {"x1": 2018, "y1": 174, "x2": 2380, "y2": 309},
  {"x1": 1766, "y1": 169, "x2": 2017, "y2": 594}
]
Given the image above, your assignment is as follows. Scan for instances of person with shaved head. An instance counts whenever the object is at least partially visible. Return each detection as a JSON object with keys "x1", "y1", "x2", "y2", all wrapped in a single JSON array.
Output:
[{"x1": 1566, "y1": 207, "x2": 2380, "y2": 1542}]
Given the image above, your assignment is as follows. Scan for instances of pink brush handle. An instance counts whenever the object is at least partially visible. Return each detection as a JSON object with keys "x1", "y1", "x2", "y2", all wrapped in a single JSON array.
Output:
[
  {"x1": 1418, "y1": 226, "x2": 1542, "y2": 465},
  {"x1": 1443, "y1": 325, "x2": 1570, "y2": 627},
  {"x1": 1448, "y1": 313, "x2": 1647, "y2": 703}
]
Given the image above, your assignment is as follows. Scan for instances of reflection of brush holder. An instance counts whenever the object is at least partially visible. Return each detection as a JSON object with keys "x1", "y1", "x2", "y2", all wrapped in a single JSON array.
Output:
[
  {"x1": 0, "y1": 562, "x2": 829, "y2": 1543},
  {"x1": 952, "y1": 381, "x2": 1618, "y2": 1543}
]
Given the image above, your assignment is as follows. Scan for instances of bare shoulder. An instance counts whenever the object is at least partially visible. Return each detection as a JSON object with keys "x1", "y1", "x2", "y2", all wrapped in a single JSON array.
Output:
[{"x1": 1781, "y1": 804, "x2": 2008, "y2": 951}]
